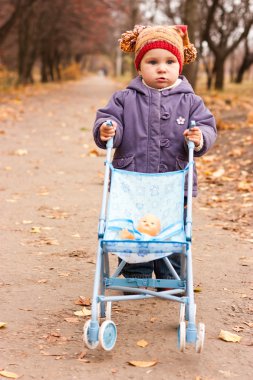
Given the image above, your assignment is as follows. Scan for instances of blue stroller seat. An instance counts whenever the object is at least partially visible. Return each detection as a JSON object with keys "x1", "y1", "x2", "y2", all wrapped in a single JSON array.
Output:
[{"x1": 83, "y1": 122, "x2": 205, "y2": 353}]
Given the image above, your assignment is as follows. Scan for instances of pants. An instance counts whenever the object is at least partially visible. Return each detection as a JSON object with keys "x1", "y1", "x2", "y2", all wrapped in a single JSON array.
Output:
[{"x1": 120, "y1": 197, "x2": 187, "y2": 279}]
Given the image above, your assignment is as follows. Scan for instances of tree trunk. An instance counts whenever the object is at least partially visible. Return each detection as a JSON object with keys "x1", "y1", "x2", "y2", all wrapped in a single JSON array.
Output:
[
  {"x1": 235, "y1": 57, "x2": 253, "y2": 83},
  {"x1": 181, "y1": 0, "x2": 200, "y2": 89},
  {"x1": 214, "y1": 59, "x2": 225, "y2": 90}
]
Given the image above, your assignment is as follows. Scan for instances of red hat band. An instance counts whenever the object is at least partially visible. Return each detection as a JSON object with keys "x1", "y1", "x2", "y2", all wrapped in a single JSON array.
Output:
[{"x1": 135, "y1": 41, "x2": 183, "y2": 73}]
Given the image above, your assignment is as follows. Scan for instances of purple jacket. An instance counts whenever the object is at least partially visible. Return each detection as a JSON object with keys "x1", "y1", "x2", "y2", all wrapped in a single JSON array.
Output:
[{"x1": 93, "y1": 75, "x2": 217, "y2": 196}]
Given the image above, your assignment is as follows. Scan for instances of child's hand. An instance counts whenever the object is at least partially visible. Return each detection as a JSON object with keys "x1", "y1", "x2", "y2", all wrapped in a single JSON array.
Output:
[
  {"x1": 100, "y1": 121, "x2": 117, "y2": 141},
  {"x1": 183, "y1": 127, "x2": 203, "y2": 147}
]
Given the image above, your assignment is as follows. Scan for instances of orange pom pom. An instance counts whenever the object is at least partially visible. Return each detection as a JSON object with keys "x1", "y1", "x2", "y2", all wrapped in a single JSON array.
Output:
[
  {"x1": 119, "y1": 25, "x2": 147, "y2": 53},
  {"x1": 184, "y1": 43, "x2": 197, "y2": 64}
]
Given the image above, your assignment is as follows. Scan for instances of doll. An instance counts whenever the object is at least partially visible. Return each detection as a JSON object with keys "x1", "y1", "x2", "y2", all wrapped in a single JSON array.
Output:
[{"x1": 119, "y1": 214, "x2": 161, "y2": 240}]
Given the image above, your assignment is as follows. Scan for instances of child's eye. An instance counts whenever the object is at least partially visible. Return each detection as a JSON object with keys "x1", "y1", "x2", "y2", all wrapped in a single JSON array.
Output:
[
  {"x1": 167, "y1": 60, "x2": 175, "y2": 64},
  {"x1": 148, "y1": 60, "x2": 157, "y2": 65}
]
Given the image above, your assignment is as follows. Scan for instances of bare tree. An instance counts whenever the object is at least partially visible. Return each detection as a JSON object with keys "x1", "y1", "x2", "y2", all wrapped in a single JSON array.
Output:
[
  {"x1": 202, "y1": 0, "x2": 253, "y2": 90},
  {"x1": 160, "y1": 0, "x2": 203, "y2": 88},
  {"x1": 235, "y1": 37, "x2": 253, "y2": 83},
  {"x1": 0, "y1": 0, "x2": 22, "y2": 44}
]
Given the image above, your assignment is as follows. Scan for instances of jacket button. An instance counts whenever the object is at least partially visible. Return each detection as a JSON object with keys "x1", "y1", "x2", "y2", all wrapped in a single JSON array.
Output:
[
  {"x1": 159, "y1": 163, "x2": 168, "y2": 172},
  {"x1": 118, "y1": 158, "x2": 125, "y2": 167},
  {"x1": 161, "y1": 112, "x2": 170, "y2": 120},
  {"x1": 162, "y1": 90, "x2": 169, "y2": 96}
]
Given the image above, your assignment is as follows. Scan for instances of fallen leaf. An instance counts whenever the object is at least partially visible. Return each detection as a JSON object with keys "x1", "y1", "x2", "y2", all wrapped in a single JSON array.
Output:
[
  {"x1": 64, "y1": 317, "x2": 79, "y2": 324},
  {"x1": 128, "y1": 360, "x2": 158, "y2": 368},
  {"x1": 137, "y1": 339, "x2": 149, "y2": 348},
  {"x1": 58, "y1": 272, "x2": 70, "y2": 277},
  {"x1": 74, "y1": 296, "x2": 91, "y2": 306},
  {"x1": 44, "y1": 238, "x2": 59, "y2": 246},
  {"x1": 212, "y1": 167, "x2": 225, "y2": 178},
  {"x1": 78, "y1": 350, "x2": 87, "y2": 359},
  {"x1": 74, "y1": 307, "x2": 92, "y2": 317},
  {"x1": 243, "y1": 321, "x2": 253, "y2": 328},
  {"x1": 0, "y1": 322, "x2": 7, "y2": 328},
  {"x1": 0, "y1": 370, "x2": 20, "y2": 379},
  {"x1": 219, "y1": 329, "x2": 242, "y2": 343},
  {"x1": 88, "y1": 148, "x2": 100, "y2": 157},
  {"x1": 72, "y1": 233, "x2": 80, "y2": 238},
  {"x1": 218, "y1": 370, "x2": 233, "y2": 378},
  {"x1": 30, "y1": 226, "x2": 41, "y2": 233},
  {"x1": 13, "y1": 149, "x2": 28, "y2": 156}
]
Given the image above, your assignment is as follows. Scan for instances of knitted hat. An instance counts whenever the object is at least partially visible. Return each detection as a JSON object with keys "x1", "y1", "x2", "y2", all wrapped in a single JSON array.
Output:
[{"x1": 119, "y1": 25, "x2": 197, "y2": 73}]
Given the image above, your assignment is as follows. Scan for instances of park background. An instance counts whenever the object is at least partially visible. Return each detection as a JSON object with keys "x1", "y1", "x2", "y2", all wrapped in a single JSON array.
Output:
[{"x1": 0, "y1": 1, "x2": 253, "y2": 380}]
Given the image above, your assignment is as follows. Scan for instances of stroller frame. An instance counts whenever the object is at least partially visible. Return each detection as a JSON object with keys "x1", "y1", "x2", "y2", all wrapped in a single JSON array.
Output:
[{"x1": 83, "y1": 122, "x2": 205, "y2": 353}]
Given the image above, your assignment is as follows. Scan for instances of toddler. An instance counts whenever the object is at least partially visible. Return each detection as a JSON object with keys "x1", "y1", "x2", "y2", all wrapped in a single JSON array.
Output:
[{"x1": 93, "y1": 24, "x2": 217, "y2": 279}]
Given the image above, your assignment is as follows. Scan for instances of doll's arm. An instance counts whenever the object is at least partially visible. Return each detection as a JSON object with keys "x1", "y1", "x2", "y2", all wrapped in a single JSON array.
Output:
[{"x1": 119, "y1": 229, "x2": 135, "y2": 240}]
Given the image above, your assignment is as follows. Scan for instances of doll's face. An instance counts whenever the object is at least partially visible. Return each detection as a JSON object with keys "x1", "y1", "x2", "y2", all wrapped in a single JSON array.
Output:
[{"x1": 137, "y1": 214, "x2": 161, "y2": 236}]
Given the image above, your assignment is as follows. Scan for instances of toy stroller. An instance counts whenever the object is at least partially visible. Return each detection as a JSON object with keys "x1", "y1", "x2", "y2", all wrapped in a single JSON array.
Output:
[{"x1": 83, "y1": 120, "x2": 205, "y2": 353}]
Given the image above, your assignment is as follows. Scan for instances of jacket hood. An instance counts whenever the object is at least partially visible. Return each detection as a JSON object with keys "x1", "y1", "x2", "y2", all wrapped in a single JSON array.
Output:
[{"x1": 126, "y1": 75, "x2": 194, "y2": 96}]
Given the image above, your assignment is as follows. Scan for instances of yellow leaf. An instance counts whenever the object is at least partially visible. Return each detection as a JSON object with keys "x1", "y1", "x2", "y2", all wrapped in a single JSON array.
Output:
[
  {"x1": 38, "y1": 279, "x2": 47, "y2": 283},
  {"x1": 72, "y1": 233, "x2": 80, "y2": 238},
  {"x1": 14, "y1": 149, "x2": 28, "y2": 156},
  {"x1": 74, "y1": 307, "x2": 91, "y2": 317},
  {"x1": 137, "y1": 339, "x2": 149, "y2": 348},
  {"x1": 0, "y1": 370, "x2": 20, "y2": 379},
  {"x1": 64, "y1": 317, "x2": 79, "y2": 324},
  {"x1": 0, "y1": 322, "x2": 7, "y2": 328},
  {"x1": 30, "y1": 226, "x2": 41, "y2": 233},
  {"x1": 128, "y1": 360, "x2": 158, "y2": 368},
  {"x1": 212, "y1": 167, "x2": 225, "y2": 178},
  {"x1": 218, "y1": 329, "x2": 242, "y2": 343}
]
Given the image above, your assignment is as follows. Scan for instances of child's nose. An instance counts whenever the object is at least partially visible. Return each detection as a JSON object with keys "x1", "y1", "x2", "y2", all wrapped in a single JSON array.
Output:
[{"x1": 157, "y1": 62, "x2": 167, "y2": 71}]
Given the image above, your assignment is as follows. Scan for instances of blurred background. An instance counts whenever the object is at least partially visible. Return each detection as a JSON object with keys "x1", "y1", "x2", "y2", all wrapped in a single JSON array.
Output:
[{"x1": 0, "y1": 0, "x2": 252, "y2": 91}]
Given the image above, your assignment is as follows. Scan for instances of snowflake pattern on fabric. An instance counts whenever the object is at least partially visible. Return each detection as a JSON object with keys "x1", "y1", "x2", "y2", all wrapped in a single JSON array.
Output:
[{"x1": 103, "y1": 167, "x2": 188, "y2": 262}]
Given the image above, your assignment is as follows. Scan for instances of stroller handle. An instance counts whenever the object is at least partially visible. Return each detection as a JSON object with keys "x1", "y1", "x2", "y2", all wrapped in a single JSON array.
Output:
[
  {"x1": 106, "y1": 138, "x2": 114, "y2": 149},
  {"x1": 105, "y1": 120, "x2": 114, "y2": 149},
  {"x1": 185, "y1": 120, "x2": 196, "y2": 240}
]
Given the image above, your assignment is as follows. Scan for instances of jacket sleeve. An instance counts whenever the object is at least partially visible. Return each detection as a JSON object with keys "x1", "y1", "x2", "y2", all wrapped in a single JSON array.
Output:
[
  {"x1": 93, "y1": 91, "x2": 125, "y2": 149},
  {"x1": 189, "y1": 95, "x2": 217, "y2": 157}
]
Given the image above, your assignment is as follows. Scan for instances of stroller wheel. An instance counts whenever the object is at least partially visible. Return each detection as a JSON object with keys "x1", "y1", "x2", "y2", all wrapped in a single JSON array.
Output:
[
  {"x1": 83, "y1": 320, "x2": 99, "y2": 349},
  {"x1": 99, "y1": 320, "x2": 117, "y2": 351},
  {"x1": 195, "y1": 322, "x2": 205, "y2": 353},
  {"x1": 178, "y1": 321, "x2": 186, "y2": 352}
]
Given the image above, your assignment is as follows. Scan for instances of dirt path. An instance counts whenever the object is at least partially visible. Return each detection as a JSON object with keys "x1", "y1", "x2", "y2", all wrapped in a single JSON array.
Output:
[{"x1": 0, "y1": 76, "x2": 252, "y2": 380}]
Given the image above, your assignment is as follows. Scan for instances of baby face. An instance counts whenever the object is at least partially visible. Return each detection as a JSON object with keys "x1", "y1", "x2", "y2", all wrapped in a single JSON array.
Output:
[
  {"x1": 138, "y1": 48, "x2": 180, "y2": 89},
  {"x1": 137, "y1": 214, "x2": 161, "y2": 236}
]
